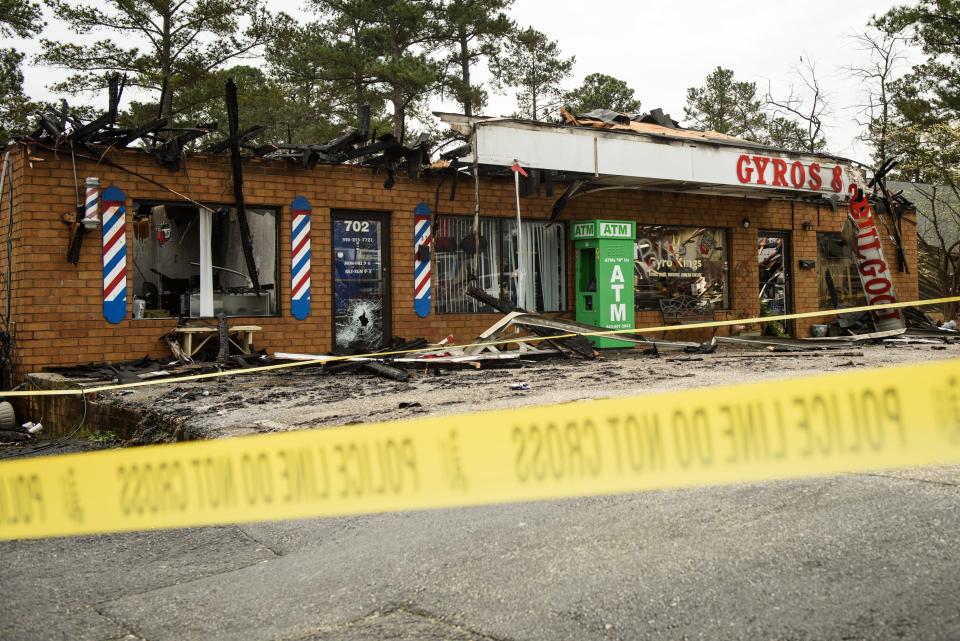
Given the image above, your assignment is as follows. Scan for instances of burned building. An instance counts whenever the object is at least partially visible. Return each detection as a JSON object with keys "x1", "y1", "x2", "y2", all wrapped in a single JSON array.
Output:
[{"x1": 0, "y1": 103, "x2": 917, "y2": 378}]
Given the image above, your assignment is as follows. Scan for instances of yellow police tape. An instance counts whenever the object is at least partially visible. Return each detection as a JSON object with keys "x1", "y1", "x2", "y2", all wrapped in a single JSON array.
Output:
[
  {"x1": 2, "y1": 358, "x2": 959, "y2": 541},
  {"x1": 2, "y1": 294, "x2": 960, "y2": 399}
]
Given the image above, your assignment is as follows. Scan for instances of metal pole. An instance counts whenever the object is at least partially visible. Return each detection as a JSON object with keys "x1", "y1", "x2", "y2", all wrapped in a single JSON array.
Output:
[
  {"x1": 0, "y1": 151, "x2": 10, "y2": 329},
  {"x1": 514, "y1": 161, "x2": 523, "y2": 308},
  {"x1": 472, "y1": 129, "x2": 480, "y2": 280}
]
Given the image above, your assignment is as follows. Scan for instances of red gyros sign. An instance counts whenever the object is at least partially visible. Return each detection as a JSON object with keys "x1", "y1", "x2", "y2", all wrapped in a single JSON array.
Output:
[{"x1": 736, "y1": 154, "x2": 846, "y2": 193}]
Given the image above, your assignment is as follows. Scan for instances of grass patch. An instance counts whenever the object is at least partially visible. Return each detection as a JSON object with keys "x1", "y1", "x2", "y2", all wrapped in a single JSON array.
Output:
[{"x1": 87, "y1": 430, "x2": 118, "y2": 444}]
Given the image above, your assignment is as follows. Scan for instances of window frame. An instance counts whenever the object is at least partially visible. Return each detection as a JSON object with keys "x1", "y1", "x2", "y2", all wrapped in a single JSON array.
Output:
[
  {"x1": 633, "y1": 225, "x2": 732, "y2": 311},
  {"x1": 130, "y1": 199, "x2": 282, "y2": 319},
  {"x1": 816, "y1": 231, "x2": 866, "y2": 310},
  {"x1": 434, "y1": 214, "x2": 568, "y2": 315}
]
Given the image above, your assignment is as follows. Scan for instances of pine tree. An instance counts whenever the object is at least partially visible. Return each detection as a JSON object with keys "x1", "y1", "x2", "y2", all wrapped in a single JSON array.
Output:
[
  {"x1": 565, "y1": 73, "x2": 640, "y2": 114},
  {"x1": 281, "y1": 0, "x2": 441, "y2": 141},
  {"x1": 267, "y1": 6, "x2": 386, "y2": 133},
  {"x1": 437, "y1": 0, "x2": 513, "y2": 116},
  {"x1": 496, "y1": 27, "x2": 574, "y2": 121},
  {"x1": 683, "y1": 66, "x2": 767, "y2": 141},
  {"x1": 0, "y1": 0, "x2": 43, "y2": 144},
  {"x1": 37, "y1": 0, "x2": 282, "y2": 124},
  {"x1": 0, "y1": 49, "x2": 36, "y2": 144}
]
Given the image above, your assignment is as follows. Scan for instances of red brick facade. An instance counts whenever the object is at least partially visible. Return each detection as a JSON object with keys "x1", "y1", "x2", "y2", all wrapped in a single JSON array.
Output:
[{"x1": 0, "y1": 146, "x2": 917, "y2": 375}]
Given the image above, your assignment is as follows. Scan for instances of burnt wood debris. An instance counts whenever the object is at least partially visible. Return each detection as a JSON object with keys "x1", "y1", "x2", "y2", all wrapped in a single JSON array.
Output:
[{"x1": 20, "y1": 74, "x2": 433, "y2": 186}]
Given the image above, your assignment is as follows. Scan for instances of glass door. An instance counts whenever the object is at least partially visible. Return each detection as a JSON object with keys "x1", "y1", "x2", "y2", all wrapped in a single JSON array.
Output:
[{"x1": 332, "y1": 211, "x2": 390, "y2": 353}]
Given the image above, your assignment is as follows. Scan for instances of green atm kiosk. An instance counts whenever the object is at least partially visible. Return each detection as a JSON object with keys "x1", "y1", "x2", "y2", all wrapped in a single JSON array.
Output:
[{"x1": 571, "y1": 219, "x2": 636, "y2": 348}]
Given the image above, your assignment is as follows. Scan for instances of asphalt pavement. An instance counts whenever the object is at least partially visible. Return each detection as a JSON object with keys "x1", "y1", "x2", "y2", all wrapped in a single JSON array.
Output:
[{"x1": 2, "y1": 465, "x2": 959, "y2": 641}]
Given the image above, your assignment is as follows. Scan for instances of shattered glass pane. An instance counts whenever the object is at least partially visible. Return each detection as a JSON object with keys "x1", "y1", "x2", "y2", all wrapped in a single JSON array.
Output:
[
  {"x1": 334, "y1": 286, "x2": 384, "y2": 352},
  {"x1": 817, "y1": 232, "x2": 867, "y2": 309}
]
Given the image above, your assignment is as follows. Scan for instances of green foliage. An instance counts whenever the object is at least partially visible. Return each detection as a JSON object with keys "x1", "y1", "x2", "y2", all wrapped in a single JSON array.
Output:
[
  {"x1": 685, "y1": 66, "x2": 827, "y2": 152},
  {"x1": 268, "y1": 15, "x2": 383, "y2": 134},
  {"x1": 759, "y1": 299, "x2": 788, "y2": 337},
  {"x1": 564, "y1": 72, "x2": 640, "y2": 115},
  {"x1": 436, "y1": 0, "x2": 513, "y2": 116},
  {"x1": 875, "y1": 0, "x2": 960, "y2": 123},
  {"x1": 364, "y1": 0, "x2": 442, "y2": 140},
  {"x1": 684, "y1": 66, "x2": 767, "y2": 141},
  {"x1": 873, "y1": 2, "x2": 960, "y2": 180},
  {"x1": 495, "y1": 27, "x2": 574, "y2": 121},
  {"x1": 1, "y1": 0, "x2": 44, "y2": 145},
  {"x1": 87, "y1": 429, "x2": 118, "y2": 444},
  {"x1": 766, "y1": 114, "x2": 827, "y2": 152},
  {"x1": 0, "y1": 48, "x2": 36, "y2": 145},
  {"x1": 888, "y1": 121, "x2": 960, "y2": 185},
  {"x1": 277, "y1": 0, "x2": 442, "y2": 141},
  {"x1": 37, "y1": 0, "x2": 283, "y2": 124},
  {"x1": 124, "y1": 65, "x2": 350, "y2": 147},
  {"x1": 0, "y1": 0, "x2": 43, "y2": 37},
  {"x1": 873, "y1": 1, "x2": 960, "y2": 317}
]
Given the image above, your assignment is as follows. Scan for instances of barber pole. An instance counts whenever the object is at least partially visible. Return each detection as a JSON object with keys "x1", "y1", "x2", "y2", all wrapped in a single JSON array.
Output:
[
  {"x1": 413, "y1": 201, "x2": 431, "y2": 318},
  {"x1": 100, "y1": 186, "x2": 127, "y2": 324},
  {"x1": 290, "y1": 196, "x2": 311, "y2": 321},
  {"x1": 83, "y1": 177, "x2": 99, "y2": 228}
]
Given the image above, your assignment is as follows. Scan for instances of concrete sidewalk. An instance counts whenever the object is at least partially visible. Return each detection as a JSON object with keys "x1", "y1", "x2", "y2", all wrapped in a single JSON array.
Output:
[{"x1": 3, "y1": 466, "x2": 959, "y2": 641}]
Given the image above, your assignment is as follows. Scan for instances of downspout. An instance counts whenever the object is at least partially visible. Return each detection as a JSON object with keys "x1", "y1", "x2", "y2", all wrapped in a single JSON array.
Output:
[
  {"x1": 472, "y1": 125, "x2": 481, "y2": 280},
  {"x1": 1, "y1": 149, "x2": 15, "y2": 389},
  {"x1": 1, "y1": 150, "x2": 12, "y2": 329}
]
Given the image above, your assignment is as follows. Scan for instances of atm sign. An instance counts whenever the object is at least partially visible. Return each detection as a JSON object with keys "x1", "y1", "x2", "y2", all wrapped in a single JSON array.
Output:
[
  {"x1": 572, "y1": 222, "x2": 596, "y2": 239},
  {"x1": 599, "y1": 222, "x2": 632, "y2": 239},
  {"x1": 572, "y1": 220, "x2": 634, "y2": 240}
]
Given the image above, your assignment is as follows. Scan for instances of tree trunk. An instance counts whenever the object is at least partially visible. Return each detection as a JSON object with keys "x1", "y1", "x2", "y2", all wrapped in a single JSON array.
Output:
[
  {"x1": 392, "y1": 94, "x2": 404, "y2": 141},
  {"x1": 160, "y1": 4, "x2": 173, "y2": 123},
  {"x1": 354, "y1": 78, "x2": 365, "y2": 126},
  {"x1": 351, "y1": 22, "x2": 365, "y2": 127},
  {"x1": 459, "y1": 28, "x2": 472, "y2": 117},
  {"x1": 530, "y1": 57, "x2": 538, "y2": 120}
]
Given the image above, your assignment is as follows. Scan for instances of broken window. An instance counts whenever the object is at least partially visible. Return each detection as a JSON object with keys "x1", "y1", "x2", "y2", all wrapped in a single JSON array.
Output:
[
  {"x1": 502, "y1": 219, "x2": 566, "y2": 312},
  {"x1": 634, "y1": 226, "x2": 729, "y2": 311},
  {"x1": 333, "y1": 213, "x2": 388, "y2": 352},
  {"x1": 817, "y1": 232, "x2": 866, "y2": 309},
  {"x1": 435, "y1": 216, "x2": 566, "y2": 314},
  {"x1": 132, "y1": 202, "x2": 279, "y2": 318}
]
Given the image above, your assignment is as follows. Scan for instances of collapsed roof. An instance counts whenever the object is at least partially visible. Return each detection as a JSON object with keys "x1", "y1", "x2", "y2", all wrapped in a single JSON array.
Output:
[{"x1": 16, "y1": 75, "x2": 431, "y2": 189}]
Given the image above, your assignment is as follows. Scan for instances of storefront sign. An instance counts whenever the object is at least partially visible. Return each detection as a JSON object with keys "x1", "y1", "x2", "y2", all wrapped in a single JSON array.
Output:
[
  {"x1": 842, "y1": 185, "x2": 904, "y2": 332},
  {"x1": 572, "y1": 220, "x2": 635, "y2": 240},
  {"x1": 475, "y1": 120, "x2": 865, "y2": 197},
  {"x1": 736, "y1": 154, "x2": 846, "y2": 193}
]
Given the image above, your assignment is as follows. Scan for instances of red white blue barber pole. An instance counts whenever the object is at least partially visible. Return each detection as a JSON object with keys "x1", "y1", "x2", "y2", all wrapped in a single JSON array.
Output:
[
  {"x1": 83, "y1": 177, "x2": 100, "y2": 229},
  {"x1": 101, "y1": 186, "x2": 127, "y2": 324},
  {"x1": 290, "y1": 196, "x2": 311, "y2": 321},
  {"x1": 413, "y1": 201, "x2": 431, "y2": 318}
]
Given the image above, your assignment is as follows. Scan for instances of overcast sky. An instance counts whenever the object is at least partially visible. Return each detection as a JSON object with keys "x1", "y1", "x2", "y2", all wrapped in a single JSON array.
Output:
[{"x1": 12, "y1": 0, "x2": 915, "y2": 164}]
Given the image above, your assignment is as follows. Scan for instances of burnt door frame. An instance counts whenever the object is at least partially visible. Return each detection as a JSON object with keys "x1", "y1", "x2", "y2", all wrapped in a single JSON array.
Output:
[
  {"x1": 758, "y1": 230, "x2": 794, "y2": 336},
  {"x1": 331, "y1": 210, "x2": 392, "y2": 353}
]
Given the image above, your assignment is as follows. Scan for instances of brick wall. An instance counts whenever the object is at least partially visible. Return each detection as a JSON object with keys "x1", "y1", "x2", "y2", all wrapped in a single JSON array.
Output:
[{"x1": 0, "y1": 146, "x2": 918, "y2": 375}]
